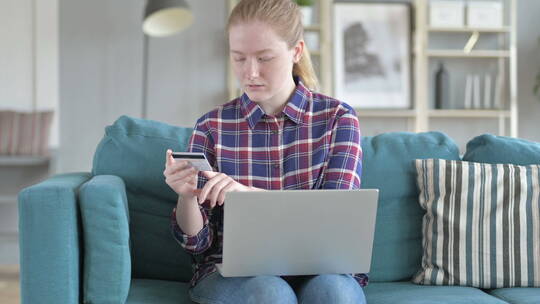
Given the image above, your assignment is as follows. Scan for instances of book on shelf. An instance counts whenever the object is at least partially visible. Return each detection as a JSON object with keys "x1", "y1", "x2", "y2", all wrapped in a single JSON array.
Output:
[
  {"x1": 483, "y1": 74, "x2": 492, "y2": 109},
  {"x1": 463, "y1": 73, "x2": 502, "y2": 110},
  {"x1": 0, "y1": 110, "x2": 54, "y2": 156}
]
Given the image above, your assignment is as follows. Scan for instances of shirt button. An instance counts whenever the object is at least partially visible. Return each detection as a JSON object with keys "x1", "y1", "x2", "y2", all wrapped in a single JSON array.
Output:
[
  {"x1": 273, "y1": 164, "x2": 280, "y2": 169},
  {"x1": 272, "y1": 130, "x2": 279, "y2": 135}
]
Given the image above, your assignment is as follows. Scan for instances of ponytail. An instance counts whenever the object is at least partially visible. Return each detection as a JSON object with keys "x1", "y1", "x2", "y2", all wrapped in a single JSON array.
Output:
[{"x1": 293, "y1": 47, "x2": 319, "y2": 91}]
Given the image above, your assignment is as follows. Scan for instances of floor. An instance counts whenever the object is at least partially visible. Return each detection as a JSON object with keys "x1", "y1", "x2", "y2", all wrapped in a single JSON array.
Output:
[
  {"x1": 0, "y1": 265, "x2": 20, "y2": 304},
  {"x1": 0, "y1": 234, "x2": 21, "y2": 304}
]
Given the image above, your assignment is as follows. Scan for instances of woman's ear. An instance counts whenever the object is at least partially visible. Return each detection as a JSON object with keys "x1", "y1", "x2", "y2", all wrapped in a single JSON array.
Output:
[{"x1": 293, "y1": 40, "x2": 305, "y2": 63}]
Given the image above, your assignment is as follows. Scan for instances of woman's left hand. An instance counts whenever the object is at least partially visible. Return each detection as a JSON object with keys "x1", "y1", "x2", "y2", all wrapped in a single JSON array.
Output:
[{"x1": 198, "y1": 171, "x2": 262, "y2": 208}]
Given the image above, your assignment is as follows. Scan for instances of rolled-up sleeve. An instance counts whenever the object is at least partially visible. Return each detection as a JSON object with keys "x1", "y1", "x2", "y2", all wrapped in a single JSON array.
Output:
[
  {"x1": 320, "y1": 108, "x2": 362, "y2": 189},
  {"x1": 170, "y1": 118, "x2": 216, "y2": 254},
  {"x1": 170, "y1": 206, "x2": 213, "y2": 254}
]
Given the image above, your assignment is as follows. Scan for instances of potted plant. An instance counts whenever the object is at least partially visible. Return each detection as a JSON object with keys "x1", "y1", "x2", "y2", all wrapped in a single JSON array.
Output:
[{"x1": 295, "y1": 0, "x2": 314, "y2": 26}]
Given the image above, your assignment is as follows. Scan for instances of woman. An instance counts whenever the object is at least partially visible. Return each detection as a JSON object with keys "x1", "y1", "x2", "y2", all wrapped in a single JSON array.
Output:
[{"x1": 164, "y1": 0, "x2": 366, "y2": 303}]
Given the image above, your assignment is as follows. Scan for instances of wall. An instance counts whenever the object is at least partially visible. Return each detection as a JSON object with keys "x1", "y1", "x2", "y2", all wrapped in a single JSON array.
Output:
[
  {"x1": 1, "y1": 0, "x2": 538, "y2": 173},
  {"x1": 0, "y1": 0, "x2": 59, "y2": 147},
  {"x1": 58, "y1": 0, "x2": 227, "y2": 173},
  {"x1": 1, "y1": 0, "x2": 539, "y2": 266},
  {"x1": 53, "y1": 0, "x2": 540, "y2": 169},
  {"x1": 516, "y1": 0, "x2": 540, "y2": 143},
  {"x1": 0, "y1": 0, "x2": 59, "y2": 265},
  {"x1": 346, "y1": 0, "x2": 540, "y2": 152}
]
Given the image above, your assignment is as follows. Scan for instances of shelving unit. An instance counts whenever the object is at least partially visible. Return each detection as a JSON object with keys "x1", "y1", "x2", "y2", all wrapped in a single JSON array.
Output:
[
  {"x1": 0, "y1": 154, "x2": 51, "y2": 268},
  {"x1": 414, "y1": 0, "x2": 518, "y2": 137},
  {"x1": 0, "y1": 154, "x2": 51, "y2": 206},
  {"x1": 426, "y1": 50, "x2": 510, "y2": 58},
  {"x1": 427, "y1": 109, "x2": 511, "y2": 118},
  {"x1": 427, "y1": 27, "x2": 511, "y2": 33},
  {"x1": 0, "y1": 155, "x2": 50, "y2": 166},
  {"x1": 356, "y1": 110, "x2": 417, "y2": 118},
  {"x1": 225, "y1": 0, "x2": 517, "y2": 139}
]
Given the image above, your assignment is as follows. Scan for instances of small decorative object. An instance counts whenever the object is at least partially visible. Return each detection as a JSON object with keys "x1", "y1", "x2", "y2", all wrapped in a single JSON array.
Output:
[
  {"x1": 463, "y1": 30, "x2": 480, "y2": 53},
  {"x1": 333, "y1": 2, "x2": 411, "y2": 108},
  {"x1": 467, "y1": 0, "x2": 503, "y2": 28},
  {"x1": 434, "y1": 62, "x2": 450, "y2": 109},
  {"x1": 295, "y1": 0, "x2": 314, "y2": 26},
  {"x1": 429, "y1": 0, "x2": 465, "y2": 28}
]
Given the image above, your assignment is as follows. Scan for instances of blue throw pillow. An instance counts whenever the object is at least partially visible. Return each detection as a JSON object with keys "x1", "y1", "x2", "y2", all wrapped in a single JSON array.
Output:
[
  {"x1": 361, "y1": 131, "x2": 460, "y2": 282},
  {"x1": 463, "y1": 134, "x2": 540, "y2": 165},
  {"x1": 92, "y1": 115, "x2": 194, "y2": 282}
]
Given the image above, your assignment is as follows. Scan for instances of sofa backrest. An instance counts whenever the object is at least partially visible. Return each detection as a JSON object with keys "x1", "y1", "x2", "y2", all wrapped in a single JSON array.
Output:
[
  {"x1": 92, "y1": 115, "x2": 194, "y2": 282},
  {"x1": 361, "y1": 132, "x2": 460, "y2": 282},
  {"x1": 91, "y1": 116, "x2": 463, "y2": 283}
]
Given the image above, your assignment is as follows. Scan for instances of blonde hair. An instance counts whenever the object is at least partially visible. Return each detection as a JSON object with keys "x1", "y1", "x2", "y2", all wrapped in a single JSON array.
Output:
[{"x1": 227, "y1": 0, "x2": 319, "y2": 91}]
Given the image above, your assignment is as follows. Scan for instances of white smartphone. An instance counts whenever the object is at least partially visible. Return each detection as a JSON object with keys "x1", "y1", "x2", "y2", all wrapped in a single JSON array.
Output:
[{"x1": 171, "y1": 152, "x2": 213, "y2": 171}]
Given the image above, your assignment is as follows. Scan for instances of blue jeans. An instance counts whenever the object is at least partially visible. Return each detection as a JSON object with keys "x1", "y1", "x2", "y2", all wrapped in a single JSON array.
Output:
[{"x1": 188, "y1": 272, "x2": 367, "y2": 304}]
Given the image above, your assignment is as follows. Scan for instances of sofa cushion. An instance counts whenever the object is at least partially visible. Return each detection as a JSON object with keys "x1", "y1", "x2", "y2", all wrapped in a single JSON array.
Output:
[
  {"x1": 92, "y1": 115, "x2": 194, "y2": 282},
  {"x1": 364, "y1": 281, "x2": 508, "y2": 304},
  {"x1": 79, "y1": 175, "x2": 131, "y2": 304},
  {"x1": 412, "y1": 159, "x2": 540, "y2": 288},
  {"x1": 488, "y1": 287, "x2": 540, "y2": 304},
  {"x1": 126, "y1": 279, "x2": 195, "y2": 304},
  {"x1": 463, "y1": 134, "x2": 540, "y2": 165},
  {"x1": 361, "y1": 132, "x2": 460, "y2": 282}
]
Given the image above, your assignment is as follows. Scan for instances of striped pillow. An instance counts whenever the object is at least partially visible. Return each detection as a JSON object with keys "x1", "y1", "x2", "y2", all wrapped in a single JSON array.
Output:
[{"x1": 412, "y1": 159, "x2": 540, "y2": 288}]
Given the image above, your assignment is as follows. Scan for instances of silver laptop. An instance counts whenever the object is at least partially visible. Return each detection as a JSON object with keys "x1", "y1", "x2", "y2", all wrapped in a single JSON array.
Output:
[{"x1": 216, "y1": 189, "x2": 379, "y2": 277}]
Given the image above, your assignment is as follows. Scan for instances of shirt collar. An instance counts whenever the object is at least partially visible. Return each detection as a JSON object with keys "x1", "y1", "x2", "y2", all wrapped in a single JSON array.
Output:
[{"x1": 240, "y1": 77, "x2": 311, "y2": 129}]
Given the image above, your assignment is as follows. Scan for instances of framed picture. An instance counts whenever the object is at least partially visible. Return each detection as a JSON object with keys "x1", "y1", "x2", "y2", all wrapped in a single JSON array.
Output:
[{"x1": 333, "y1": 2, "x2": 412, "y2": 109}]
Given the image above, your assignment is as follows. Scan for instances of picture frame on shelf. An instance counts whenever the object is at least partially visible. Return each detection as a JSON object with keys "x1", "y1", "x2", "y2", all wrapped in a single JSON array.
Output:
[{"x1": 333, "y1": 2, "x2": 412, "y2": 109}]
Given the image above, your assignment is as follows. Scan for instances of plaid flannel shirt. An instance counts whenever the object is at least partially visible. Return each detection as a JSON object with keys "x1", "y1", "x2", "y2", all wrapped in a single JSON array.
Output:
[{"x1": 171, "y1": 78, "x2": 367, "y2": 288}]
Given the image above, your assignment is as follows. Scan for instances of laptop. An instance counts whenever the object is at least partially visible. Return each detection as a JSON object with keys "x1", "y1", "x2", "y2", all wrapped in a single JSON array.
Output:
[{"x1": 215, "y1": 189, "x2": 379, "y2": 277}]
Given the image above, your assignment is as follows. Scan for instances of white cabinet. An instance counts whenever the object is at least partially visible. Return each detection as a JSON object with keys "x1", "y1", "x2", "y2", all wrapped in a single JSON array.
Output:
[{"x1": 224, "y1": 0, "x2": 518, "y2": 139}]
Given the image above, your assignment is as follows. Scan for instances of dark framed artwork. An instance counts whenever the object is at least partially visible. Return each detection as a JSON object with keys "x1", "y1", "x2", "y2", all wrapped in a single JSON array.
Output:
[{"x1": 333, "y1": 2, "x2": 412, "y2": 108}]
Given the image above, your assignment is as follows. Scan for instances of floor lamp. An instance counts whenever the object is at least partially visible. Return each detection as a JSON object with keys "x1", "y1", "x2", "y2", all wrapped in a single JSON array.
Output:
[{"x1": 141, "y1": 0, "x2": 193, "y2": 119}]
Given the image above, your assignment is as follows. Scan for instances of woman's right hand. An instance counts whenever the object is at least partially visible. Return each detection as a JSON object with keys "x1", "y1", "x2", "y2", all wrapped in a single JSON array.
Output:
[{"x1": 164, "y1": 149, "x2": 199, "y2": 198}]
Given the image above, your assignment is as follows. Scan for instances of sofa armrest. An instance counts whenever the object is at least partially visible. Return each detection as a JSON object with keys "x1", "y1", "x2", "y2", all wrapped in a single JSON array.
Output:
[
  {"x1": 18, "y1": 172, "x2": 92, "y2": 304},
  {"x1": 79, "y1": 175, "x2": 131, "y2": 304}
]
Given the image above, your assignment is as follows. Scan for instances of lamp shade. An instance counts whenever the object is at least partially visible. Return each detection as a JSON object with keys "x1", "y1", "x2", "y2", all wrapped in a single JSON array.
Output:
[{"x1": 143, "y1": 0, "x2": 193, "y2": 37}]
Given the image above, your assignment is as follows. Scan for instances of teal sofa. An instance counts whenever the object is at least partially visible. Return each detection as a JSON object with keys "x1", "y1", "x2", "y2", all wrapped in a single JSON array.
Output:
[{"x1": 18, "y1": 115, "x2": 540, "y2": 304}]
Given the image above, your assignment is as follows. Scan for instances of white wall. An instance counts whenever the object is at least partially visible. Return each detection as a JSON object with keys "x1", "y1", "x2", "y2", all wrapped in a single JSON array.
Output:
[
  {"x1": 516, "y1": 0, "x2": 540, "y2": 143},
  {"x1": 36, "y1": 0, "x2": 540, "y2": 172},
  {"x1": 0, "y1": 0, "x2": 59, "y2": 148},
  {"x1": 57, "y1": 0, "x2": 227, "y2": 173},
  {"x1": 0, "y1": 0, "x2": 59, "y2": 265}
]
